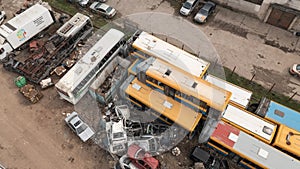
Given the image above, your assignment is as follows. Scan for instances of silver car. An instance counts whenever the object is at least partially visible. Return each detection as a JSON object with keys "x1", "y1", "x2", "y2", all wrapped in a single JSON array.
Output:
[
  {"x1": 65, "y1": 111, "x2": 95, "y2": 142},
  {"x1": 89, "y1": 2, "x2": 116, "y2": 18},
  {"x1": 289, "y1": 64, "x2": 300, "y2": 77},
  {"x1": 180, "y1": 0, "x2": 199, "y2": 16}
]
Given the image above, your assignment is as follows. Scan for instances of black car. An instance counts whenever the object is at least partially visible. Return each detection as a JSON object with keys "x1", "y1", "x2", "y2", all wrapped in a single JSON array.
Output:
[{"x1": 194, "y1": 1, "x2": 216, "y2": 23}]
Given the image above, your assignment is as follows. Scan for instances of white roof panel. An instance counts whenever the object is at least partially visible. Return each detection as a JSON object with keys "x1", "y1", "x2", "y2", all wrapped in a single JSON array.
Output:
[
  {"x1": 133, "y1": 31, "x2": 209, "y2": 78},
  {"x1": 222, "y1": 105, "x2": 277, "y2": 142},
  {"x1": 234, "y1": 132, "x2": 300, "y2": 169},
  {"x1": 205, "y1": 74, "x2": 252, "y2": 108}
]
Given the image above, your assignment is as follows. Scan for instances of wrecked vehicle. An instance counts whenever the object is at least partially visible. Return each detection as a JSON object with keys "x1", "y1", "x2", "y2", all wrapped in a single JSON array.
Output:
[{"x1": 65, "y1": 111, "x2": 95, "y2": 142}]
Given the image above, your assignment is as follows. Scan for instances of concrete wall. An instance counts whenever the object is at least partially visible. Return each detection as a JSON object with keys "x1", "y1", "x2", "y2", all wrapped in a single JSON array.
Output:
[
  {"x1": 215, "y1": 0, "x2": 261, "y2": 16},
  {"x1": 216, "y1": 0, "x2": 300, "y2": 22},
  {"x1": 259, "y1": 0, "x2": 300, "y2": 19}
]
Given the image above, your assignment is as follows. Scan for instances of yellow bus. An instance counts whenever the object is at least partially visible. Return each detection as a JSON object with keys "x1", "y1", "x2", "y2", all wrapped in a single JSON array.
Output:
[
  {"x1": 135, "y1": 57, "x2": 232, "y2": 115},
  {"x1": 273, "y1": 124, "x2": 300, "y2": 158},
  {"x1": 130, "y1": 31, "x2": 210, "y2": 79},
  {"x1": 122, "y1": 77, "x2": 202, "y2": 134},
  {"x1": 208, "y1": 121, "x2": 300, "y2": 169}
]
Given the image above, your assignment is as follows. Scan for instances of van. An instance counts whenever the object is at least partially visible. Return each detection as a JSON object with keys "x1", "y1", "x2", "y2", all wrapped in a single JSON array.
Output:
[{"x1": 180, "y1": 0, "x2": 199, "y2": 16}]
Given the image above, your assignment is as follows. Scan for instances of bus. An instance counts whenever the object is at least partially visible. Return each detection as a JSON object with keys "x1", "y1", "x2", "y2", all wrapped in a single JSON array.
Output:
[
  {"x1": 222, "y1": 104, "x2": 277, "y2": 144},
  {"x1": 130, "y1": 31, "x2": 210, "y2": 79},
  {"x1": 120, "y1": 76, "x2": 202, "y2": 135},
  {"x1": 208, "y1": 121, "x2": 300, "y2": 169},
  {"x1": 55, "y1": 29, "x2": 125, "y2": 104},
  {"x1": 272, "y1": 124, "x2": 300, "y2": 158},
  {"x1": 254, "y1": 97, "x2": 300, "y2": 132},
  {"x1": 204, "y1": 74, "x2": 253, "y2": 109},
  {"x1": 135, "y1": 57, "x2": 232, "y2": 114}
]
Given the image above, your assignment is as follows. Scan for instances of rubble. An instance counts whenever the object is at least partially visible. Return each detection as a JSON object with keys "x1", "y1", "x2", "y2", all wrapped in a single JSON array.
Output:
[
  {"x1": 19, "y1": 84, "x2": 43, "y2": 103},
  {"x1": 171, "y1": 147, "x2": 181, "y2": 156}
]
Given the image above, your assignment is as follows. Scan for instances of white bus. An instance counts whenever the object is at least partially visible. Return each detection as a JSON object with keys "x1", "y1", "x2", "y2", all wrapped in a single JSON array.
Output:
[
  {"x1": 131, "y1": 31, "x2": 210, "y2": 79},
  {"x1": 205, "y1": 74, "x2": 253, "y2": 109},
  {"x1": 55, "y1": 29, "x2": 125, "y2": 104},
  {"x1": 222, "y1": 104, "x2": 277, "y2": 144}
]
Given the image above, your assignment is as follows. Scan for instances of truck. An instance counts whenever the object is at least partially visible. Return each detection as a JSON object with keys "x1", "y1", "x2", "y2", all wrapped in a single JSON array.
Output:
[{"x1": 0, "y1": 4, "x2": 55, "y2": 61}]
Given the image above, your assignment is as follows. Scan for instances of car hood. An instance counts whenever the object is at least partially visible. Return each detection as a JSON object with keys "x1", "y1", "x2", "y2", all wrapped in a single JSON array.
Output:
[
  {"x1": 194, "y1": 13, "x2": 207, "y2": 22},
  {"x1": 78, "y1": 127, "x2": 95, "y2": 142},
  {"x1": 79, "y1": 0, "x2": 89, "y2": 5},
  {"x1": 180, "y1": 7, "x2": 190, "y2": 15}
]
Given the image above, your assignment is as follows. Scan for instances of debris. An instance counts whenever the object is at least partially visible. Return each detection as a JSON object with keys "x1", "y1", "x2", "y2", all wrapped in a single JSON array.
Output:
[
  {"x1": 14, "y1": 76, "x2": 27, "y2": 88},
  {"x1": 52, "y1": 66, "x2": 66, "y2": 76},
  {"x1": 194, "y1": 162, "x2": 205, "y2": 169},
  {"x1": 40, "y1": 77, "x2": 54, "y2": 89},
  {"x1": 172, "y1": 147, "x2": 181, "y2": 156},
  {"x1": 19, "y1": 84, "x2": 43, "y2": 103}
]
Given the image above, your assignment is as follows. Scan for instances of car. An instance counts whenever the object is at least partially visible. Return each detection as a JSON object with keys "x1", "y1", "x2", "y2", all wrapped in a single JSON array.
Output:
[
  {"x1": 180, "y1": 0, "x2": 199, "y2": 16},
  {"x1": 194, "y1": 1, "x2": 216, "y2": 23},
  {"x1": 89, "y1": 2, "x2": 116, "y2": 18},
  {"x1": 65, "y1": 111, "x2": 95, "y2": 142},
  {"x1": 0, "y1": 11, "x2": 6, "y2": 24},
  {"x1": 78, "y1": 0, "x2": 90, "y2": 7},
  {"x1": 289, "y1": 64, "x2": 300, "y2": 76}
]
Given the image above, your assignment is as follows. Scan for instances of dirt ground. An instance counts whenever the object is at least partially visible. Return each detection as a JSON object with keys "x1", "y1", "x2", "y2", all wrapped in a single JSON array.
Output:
[{"x1": 1, "y1": 0, "x2": 299, "y2": 169}]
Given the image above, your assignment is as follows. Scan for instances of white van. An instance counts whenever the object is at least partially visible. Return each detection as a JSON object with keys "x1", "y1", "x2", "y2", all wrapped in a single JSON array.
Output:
[{"x1": 180, "y1": 0, "x2": 199, "y2": 16}]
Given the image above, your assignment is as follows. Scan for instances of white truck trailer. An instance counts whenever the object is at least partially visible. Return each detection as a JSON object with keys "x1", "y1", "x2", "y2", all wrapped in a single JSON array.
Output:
[{"x1": 0, "y1": 4, "x2": 55, "y2": 61}]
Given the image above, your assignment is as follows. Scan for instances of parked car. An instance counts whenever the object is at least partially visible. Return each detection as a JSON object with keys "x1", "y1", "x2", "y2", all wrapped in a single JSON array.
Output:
[
  {"x1": 65, "y1": 111, "x2": 95, "y2": 142},
  {"x1": 194, "y1": 1, "x2": 216, "y2": 23},
  {"x1": 0, "y1": 11, "x2": 6, "y2": 24},
  {"x1": 89, "y1": 2, "x2": 116, "y2": 18},
  {"x1": 289, "y1": 64, "x2": 300, "y2": 76},
  {"x1": 78, "y1": 0, "x2": 90, "y2": 7},
  {"x1": 180, "y1": 0, "x2": 199, "y2": 16}
]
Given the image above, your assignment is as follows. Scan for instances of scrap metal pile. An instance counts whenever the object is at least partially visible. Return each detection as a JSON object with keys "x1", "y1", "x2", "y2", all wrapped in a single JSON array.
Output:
[{"x1": 19, "y1": 84, "x2": 43, "y2": 103}]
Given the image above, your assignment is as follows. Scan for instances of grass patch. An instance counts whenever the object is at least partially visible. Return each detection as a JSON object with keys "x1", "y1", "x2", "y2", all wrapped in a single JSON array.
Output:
[
  {"x1": 44, "y1": 0, "x2": 107, "y2": 28},
  {"x1": 223, "y1": 67, "x2": 300, "y2": 112}
]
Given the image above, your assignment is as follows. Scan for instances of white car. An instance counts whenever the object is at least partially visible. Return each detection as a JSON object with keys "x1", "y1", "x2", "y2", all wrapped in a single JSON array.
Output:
[
  {"x1": 65, "y1": 111, "x2": 95, "y2": 142},
  {"x1": 0, "y1": 11, "x2": 6, "y2": 24},
  {"x1": 289, "y1": 64, "x2": 300, "y2": 77},
  {"x1": 180, "y1": 0, "x2": 199, "y2": 16},
  {"x1": 89, "y1": 2, "x2": 116, "y2": 18},
  {"x1": 78, "y1": 0, "x2": 90, "y2": 7}
]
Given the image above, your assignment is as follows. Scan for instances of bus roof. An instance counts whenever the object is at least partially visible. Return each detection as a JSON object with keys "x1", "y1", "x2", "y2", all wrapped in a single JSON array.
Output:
[
  {"x1": 57, "y1": 13, "x2": 91, "y2": 38},
  {"x1": 144, "y1": 58, "x2": 231, "y2": 112},
  {"x1": 2, "y1": 4, "x2": 49, "y2": 33},
  {"x1": 273, "y1": 125, "x2": 300, "y2": 158},
  {"x1": 222, "y1": 105, "x2": 277, "y2": 143},
  {"x1": 132, "y1": 31, "x2": 210, "y2": 78},
  {"x1": 55, "y1": 29, "x2": 124, "y2": 92},
  {"x1": 211, "y1": 121, "x2": 300, "y2": 169},
  {"x1": 264, "y1": 100, "x2": 300, "y2": 132},
  {"x1": 205, "y1": 74, "x2": 252, "y2": 108},
  {"x1": 125, "y1": 78, "x2": 202, "y2": 132}
]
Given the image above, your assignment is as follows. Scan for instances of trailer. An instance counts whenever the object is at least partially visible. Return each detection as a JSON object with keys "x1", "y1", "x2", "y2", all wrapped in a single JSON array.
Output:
[
  {"x1": 0, "y1": 4, "x2": 55, "y2": 61},
  {"x1": 3, "y1": 13, "x2": 93, "y2": 83}
]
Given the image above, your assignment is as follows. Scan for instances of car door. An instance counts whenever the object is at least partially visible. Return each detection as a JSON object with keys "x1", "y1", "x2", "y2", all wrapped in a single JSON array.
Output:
[{"x1": 99, "y1": 8, "x2": 106, "y2": 16}]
